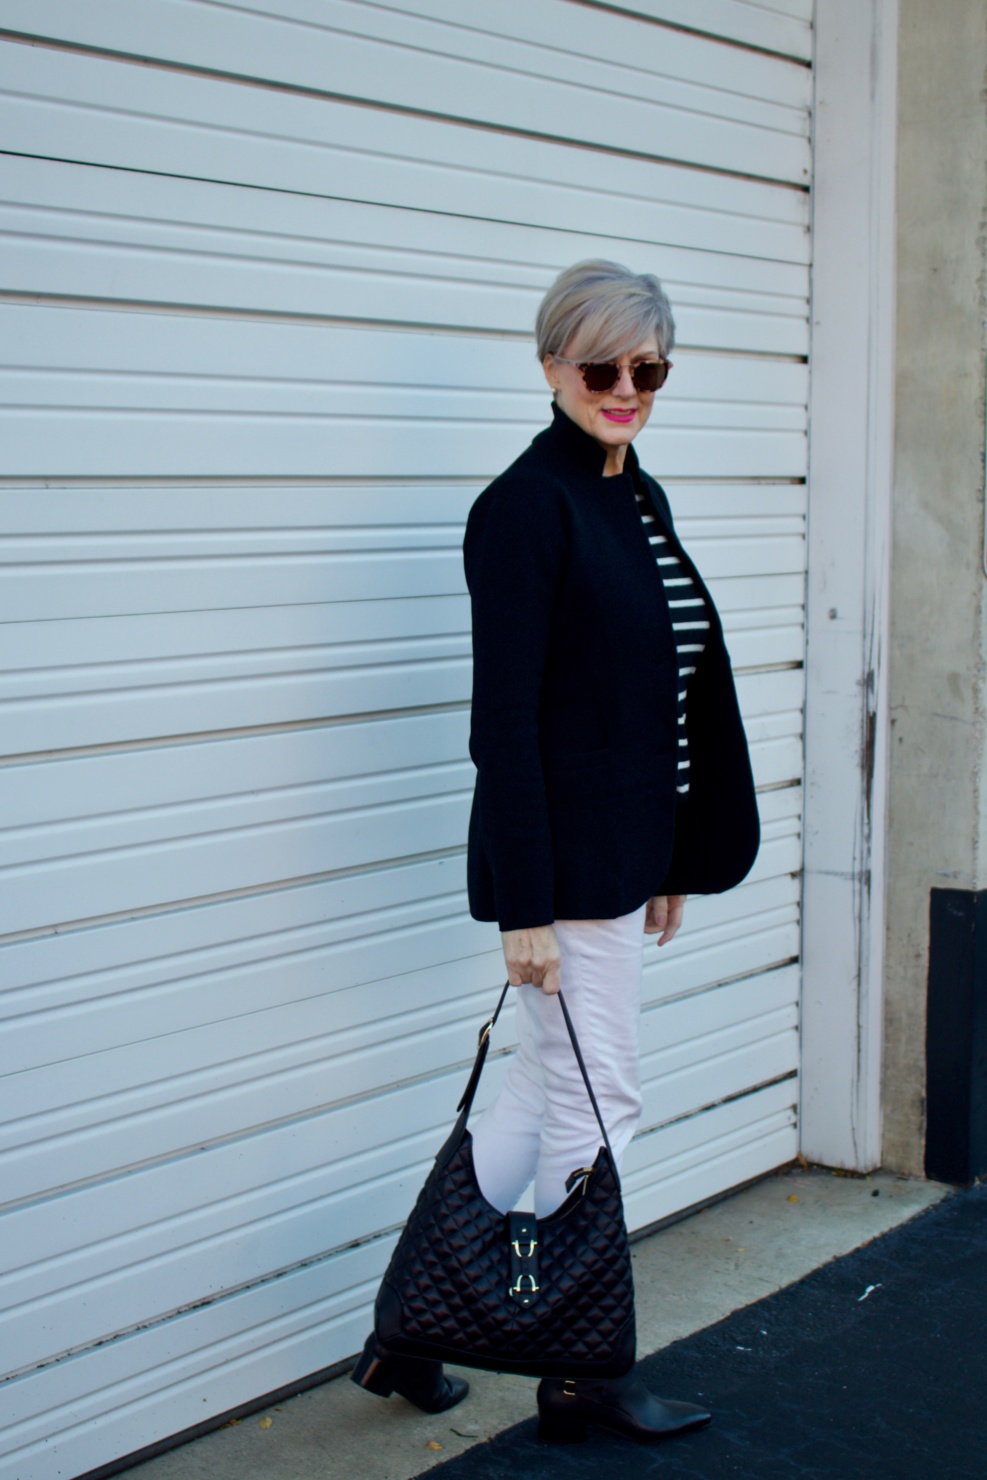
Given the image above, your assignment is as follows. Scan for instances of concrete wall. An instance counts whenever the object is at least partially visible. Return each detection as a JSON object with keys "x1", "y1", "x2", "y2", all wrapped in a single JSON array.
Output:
[{"x1": 883, "y1": 0, "x2": 987, "y2": 1173}]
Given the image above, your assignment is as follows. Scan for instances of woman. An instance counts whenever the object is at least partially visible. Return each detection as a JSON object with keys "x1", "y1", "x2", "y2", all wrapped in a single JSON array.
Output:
[{"x1": 353, "y1": 260, "x2": 760, "y2": 1442}]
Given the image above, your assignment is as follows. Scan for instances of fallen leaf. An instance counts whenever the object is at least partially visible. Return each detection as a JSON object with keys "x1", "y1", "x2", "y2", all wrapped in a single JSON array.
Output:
[
  {"x1": 426, "y1": 1440, "x2": 444, "y2": 1451},
  {"x1": 258, "y1": 1417, "x2": 273, "y2": 1430},
  {"x1": 787, "y1": 1193, "x2": 799, "y2": 1203}
]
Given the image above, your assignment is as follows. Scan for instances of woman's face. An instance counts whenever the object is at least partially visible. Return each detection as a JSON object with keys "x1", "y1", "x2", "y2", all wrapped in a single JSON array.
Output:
[{"x1": 543, "y1": 333, "x2": 661, "y2": 471}]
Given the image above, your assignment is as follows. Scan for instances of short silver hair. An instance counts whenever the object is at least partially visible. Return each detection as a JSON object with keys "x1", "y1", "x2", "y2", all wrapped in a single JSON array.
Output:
[{"x1": 535, "y1": 259, "x2": 675, "y2": 363}]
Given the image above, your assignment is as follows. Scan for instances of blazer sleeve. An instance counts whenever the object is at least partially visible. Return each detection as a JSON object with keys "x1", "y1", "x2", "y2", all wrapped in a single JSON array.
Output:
[{"x1": 463, "y1": 474, "x2": 566, "y2": 931}]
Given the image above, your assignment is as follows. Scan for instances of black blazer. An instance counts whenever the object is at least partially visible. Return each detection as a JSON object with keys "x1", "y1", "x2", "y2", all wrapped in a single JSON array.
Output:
[{"x1": 464, "y1": 403, "x2": 760, "y2": 932}]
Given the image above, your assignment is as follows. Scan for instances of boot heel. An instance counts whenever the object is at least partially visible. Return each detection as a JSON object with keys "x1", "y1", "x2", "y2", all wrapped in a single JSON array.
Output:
[
  {"x1": 538, "y1": 1407, "x2": 587, "y2": 1444},
  {"x1": 350, "y1": 1341, "x2": 395, "y2": 1398}
]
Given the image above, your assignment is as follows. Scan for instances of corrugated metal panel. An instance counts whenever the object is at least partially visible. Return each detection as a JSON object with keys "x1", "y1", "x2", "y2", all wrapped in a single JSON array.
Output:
[
  {"x1": 0, "y1": 0, "x2": 810, "y2": 182},
  {"x1": 592, "y1": 0, "x2": 814, "y2": 60},
  {"x1": 0, "y1": 38, "x2": 810, "y2": 255},
  {"x1": 0, "y1": 304, "x2": 806, "y2": 478},
  {"x1": 0, "y1": 486, "x2": 805, "y2": 752},
  {"x1": 0, "y1": 0, "x2": 810, "y2": 1474},
  {"x1": 0, "y1": 152, "x2": 809, "y2": 345}
]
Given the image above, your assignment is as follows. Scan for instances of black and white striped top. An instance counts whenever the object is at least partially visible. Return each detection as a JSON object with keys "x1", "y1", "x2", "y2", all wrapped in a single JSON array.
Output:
[{"x1": 634, "y1": 487, "x2": 711, "y2": 796}]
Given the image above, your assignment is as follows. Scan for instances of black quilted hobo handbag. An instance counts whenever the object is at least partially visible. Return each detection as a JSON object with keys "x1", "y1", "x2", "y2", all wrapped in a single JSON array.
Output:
[{"x1": 373, "y1": 982, "x2": 636, "y2": 1379}]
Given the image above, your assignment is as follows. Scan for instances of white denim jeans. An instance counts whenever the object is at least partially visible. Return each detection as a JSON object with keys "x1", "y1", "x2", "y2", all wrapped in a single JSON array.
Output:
[{"x1": 470, "y1": 903, "x2": 647, "y2": 1218}]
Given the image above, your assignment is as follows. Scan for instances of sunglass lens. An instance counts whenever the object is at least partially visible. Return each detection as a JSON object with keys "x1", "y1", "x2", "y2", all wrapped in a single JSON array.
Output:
[
  {"x1": 630, "y1": 362, "x2": 663, "y2": 393},
  {"x1": 580, "y1": 362, "x2": 619, "y2": 392}
]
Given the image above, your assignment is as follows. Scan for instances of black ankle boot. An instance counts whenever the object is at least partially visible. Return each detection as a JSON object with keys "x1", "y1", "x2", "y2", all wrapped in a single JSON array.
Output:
[
  {"x1": 351, "y1": 1335, "x2": 469, "y2": 1414},
  {"x1": 537, "y1": 1367, "x2": 711, "y2": 1443}
]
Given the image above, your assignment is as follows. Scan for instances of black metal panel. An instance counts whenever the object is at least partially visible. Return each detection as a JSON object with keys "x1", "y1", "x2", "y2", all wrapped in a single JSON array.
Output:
[{"x1": 925, "y1": 888, "x2": 987, "y2": 1183}]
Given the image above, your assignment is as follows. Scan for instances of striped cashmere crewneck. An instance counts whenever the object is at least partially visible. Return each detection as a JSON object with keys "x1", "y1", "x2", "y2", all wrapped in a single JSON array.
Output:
[{"x1": 633, "y1": 485, "x2": 710, "y2": 796}]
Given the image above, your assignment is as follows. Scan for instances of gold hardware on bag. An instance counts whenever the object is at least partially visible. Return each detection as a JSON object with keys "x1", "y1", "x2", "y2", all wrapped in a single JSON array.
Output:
[
  {"x1": 509, "y1": 1273, "x2": 540, "y2": 1299},
  {"x1": 507, "y1": 1211, "x2": 540, "y2": 1306}
]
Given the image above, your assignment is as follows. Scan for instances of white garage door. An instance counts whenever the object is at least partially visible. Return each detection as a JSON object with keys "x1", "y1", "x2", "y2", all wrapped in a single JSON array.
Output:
[{"x1": 0, "y1": 2, "x2": 811, "y2": 1475}]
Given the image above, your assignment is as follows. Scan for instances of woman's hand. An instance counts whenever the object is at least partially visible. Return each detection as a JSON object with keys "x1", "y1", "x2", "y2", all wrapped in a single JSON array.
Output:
[
  {"x1": 644, "y1": 894, "x2": 686, "y2": 946},
  {"x1": 500, "y1": 924, "x2": 562, "y2": 994}
]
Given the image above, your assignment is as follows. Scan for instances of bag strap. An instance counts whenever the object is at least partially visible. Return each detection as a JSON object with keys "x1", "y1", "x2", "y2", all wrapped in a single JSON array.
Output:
[
  {"x1": 457, "y1": 979, "x2": 615, "y2": 1165},
  {"x1": 455, "y1": 978, "x2": 511, "y2": 1118},
  {"x1": 556, "y1": 987, "x2": 616, "y2": 1165}
]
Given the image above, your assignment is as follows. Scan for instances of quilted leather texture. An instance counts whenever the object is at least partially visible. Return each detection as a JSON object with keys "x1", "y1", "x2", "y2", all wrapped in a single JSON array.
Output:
[{"x1": 375, "y1": 1126, "x2": 636, "y2": 1379}]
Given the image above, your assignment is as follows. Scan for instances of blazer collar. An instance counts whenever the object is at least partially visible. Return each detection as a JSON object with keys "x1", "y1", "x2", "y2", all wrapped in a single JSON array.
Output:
[{"x1": 543, "y1": 401, "x2": 641, "y2": 480}]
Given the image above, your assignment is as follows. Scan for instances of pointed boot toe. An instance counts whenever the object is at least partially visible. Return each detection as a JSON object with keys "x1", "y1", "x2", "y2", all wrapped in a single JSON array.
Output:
[{"x1": 537, "y1": 1369, "x2": 711, "y2": 1444}]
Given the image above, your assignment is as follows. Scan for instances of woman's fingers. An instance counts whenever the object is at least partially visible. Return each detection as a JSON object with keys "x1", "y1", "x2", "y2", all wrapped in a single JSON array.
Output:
[
  {"x1": 529, "y1": 929, "x2": 561, "y2": 993},
  {"x1": 500, "y1": 924, "x2": 561, "y2": 993},
  {"x1": 540, "y1": 959, "x2": 562, "y2": 996},
  {"x1": 644, "y1": 894, "x2": 686, "y2": 945},
  {"x1": 658, "y1": 894, "x2": 686, "y2": 945},
  {"x1": 643, "y1": 895, "x2": 666, "y2": 934}
]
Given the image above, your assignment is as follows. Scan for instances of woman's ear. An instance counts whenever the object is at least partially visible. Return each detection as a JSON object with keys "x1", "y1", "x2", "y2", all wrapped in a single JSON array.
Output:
[{"x1": 542, "y1": 353, "x2": 560, "y2": 393}]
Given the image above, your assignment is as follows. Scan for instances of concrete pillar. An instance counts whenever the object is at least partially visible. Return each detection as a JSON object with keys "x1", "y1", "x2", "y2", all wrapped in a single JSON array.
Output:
[
  {"x1": 802, "y1": 0, "x2": 898, "y2": 1172},
  {"x1": 883, "y1": 0, "x2": 987, "y2": 1174}
]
